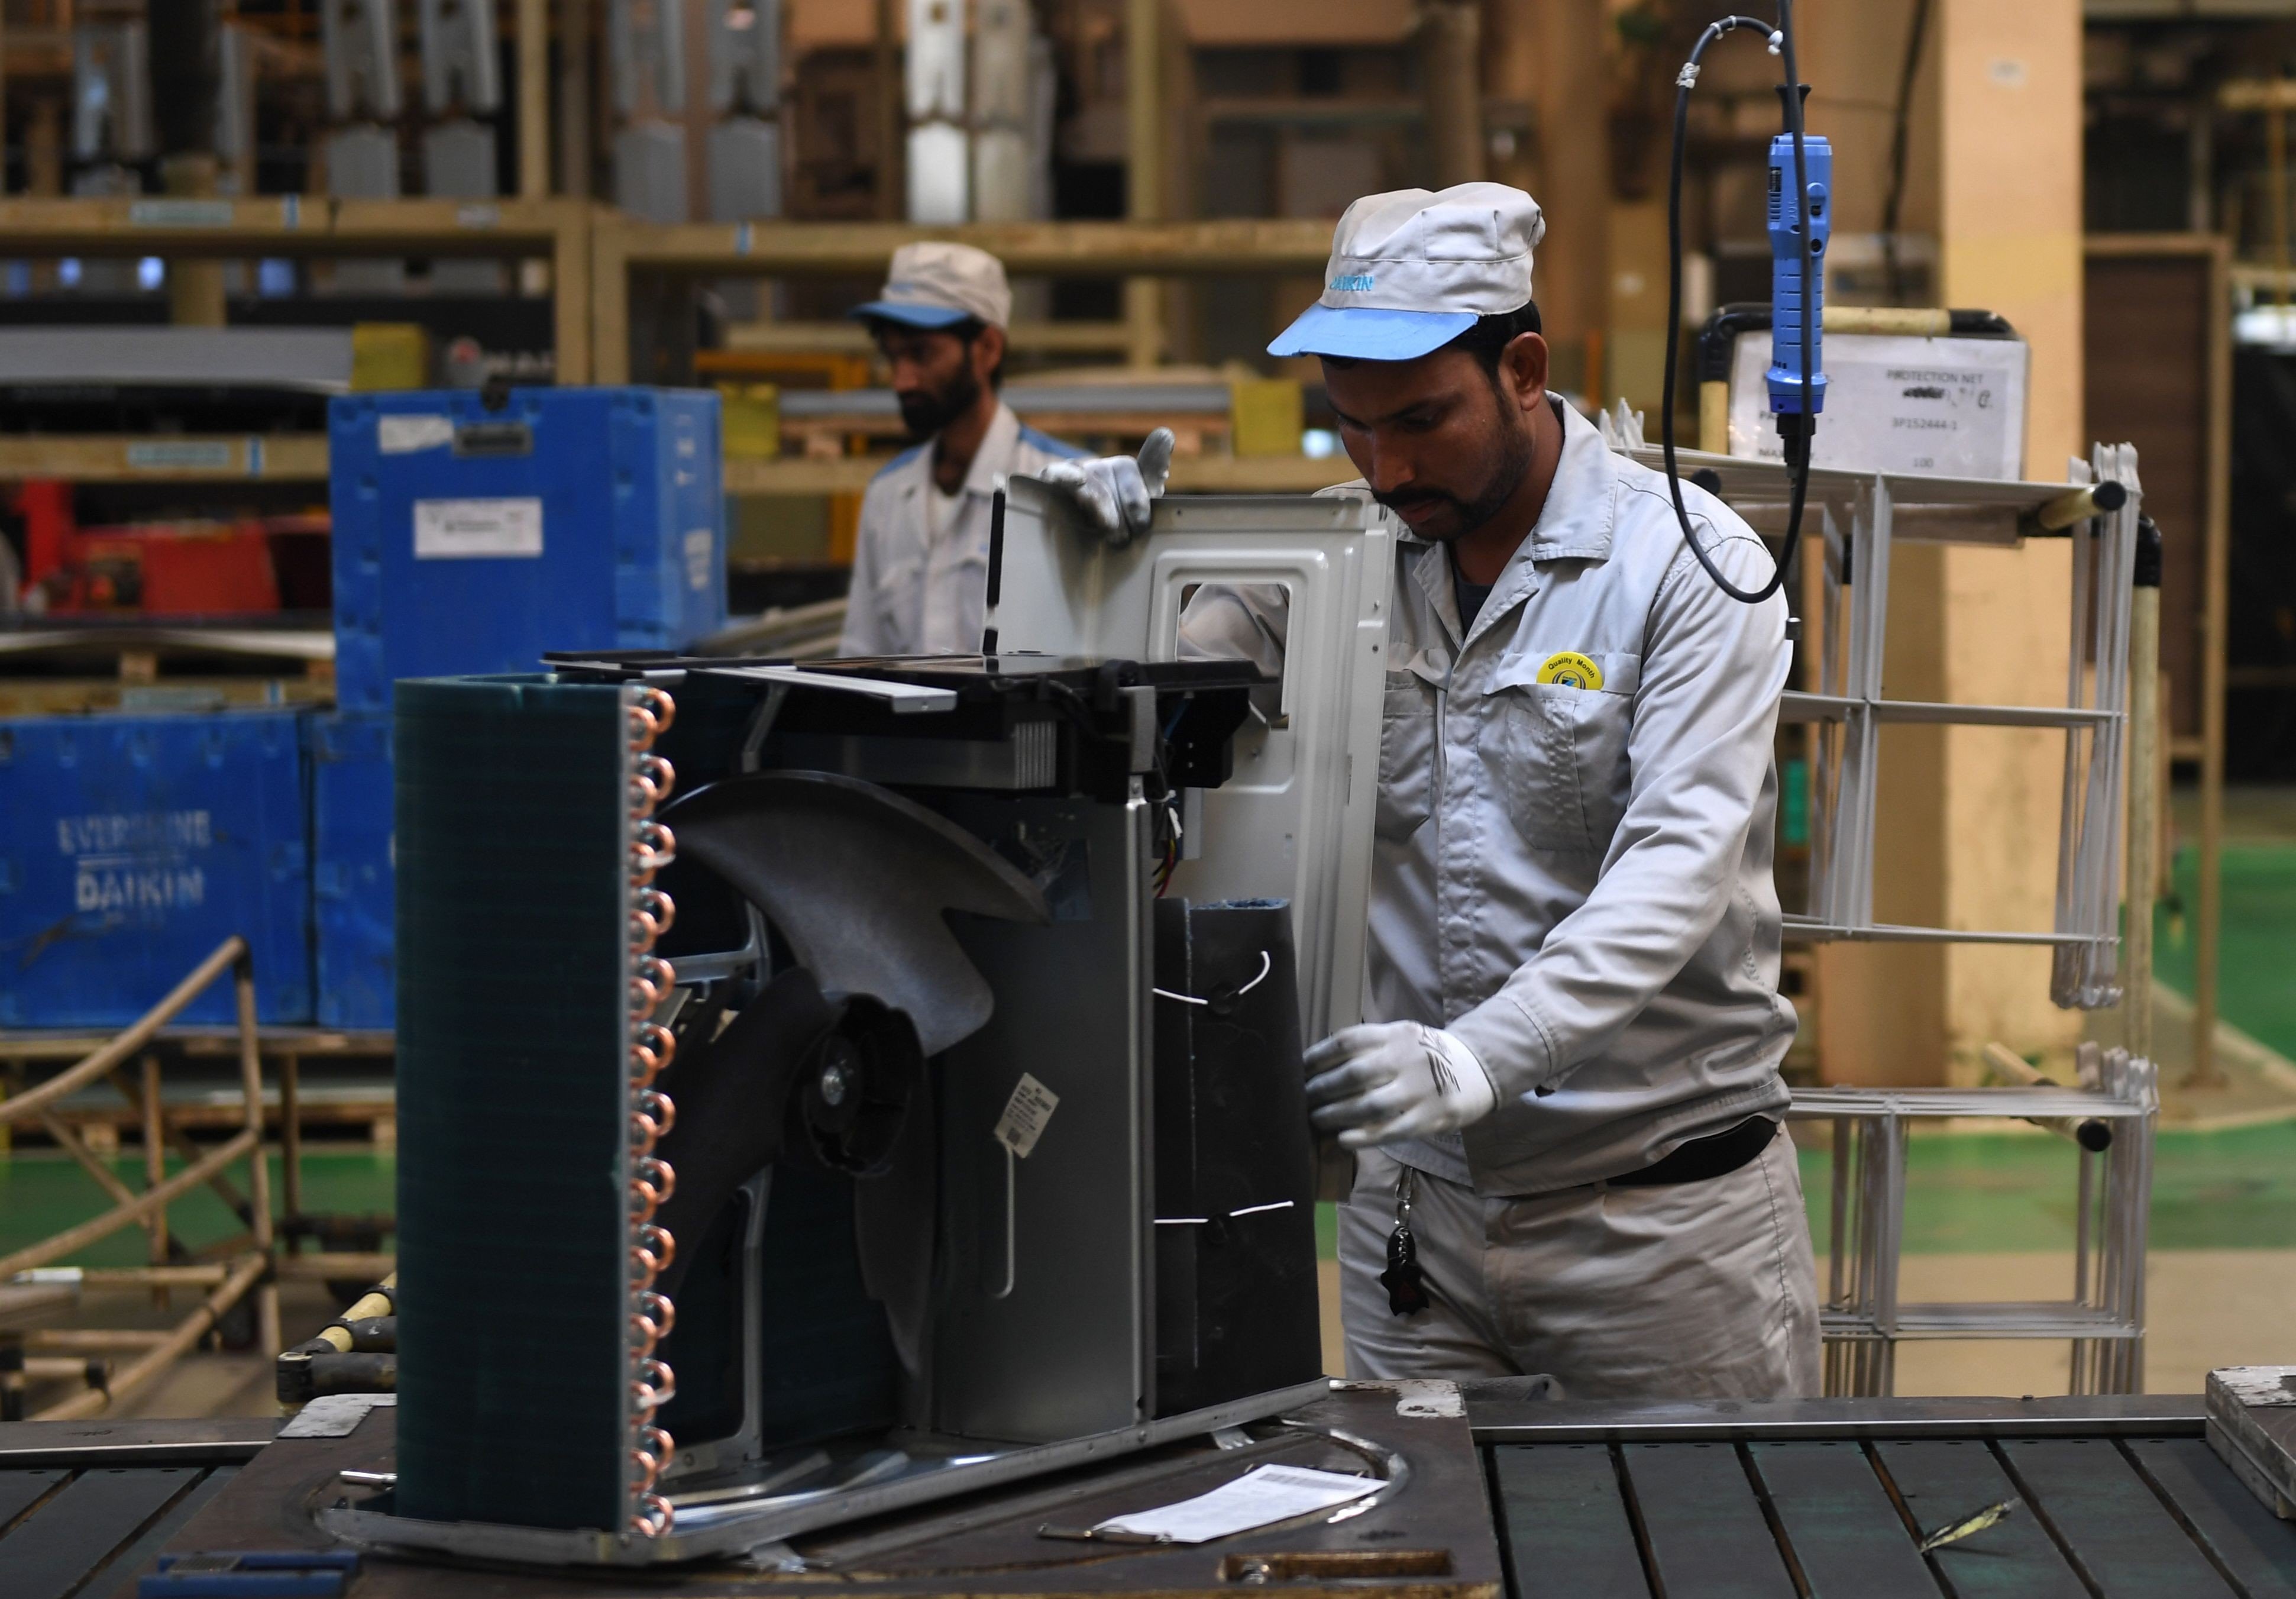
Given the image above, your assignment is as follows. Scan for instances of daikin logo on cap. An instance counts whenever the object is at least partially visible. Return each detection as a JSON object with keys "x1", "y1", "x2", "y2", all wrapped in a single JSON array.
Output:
[{"x1": 1272, "y1": 182, "x2": 1545, "y2": 363}]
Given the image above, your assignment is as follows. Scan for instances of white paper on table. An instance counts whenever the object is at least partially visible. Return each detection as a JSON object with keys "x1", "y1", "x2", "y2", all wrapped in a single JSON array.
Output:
[{"x1": 1093, "y1": 1464, "x2": 1377, "y2": 1543}]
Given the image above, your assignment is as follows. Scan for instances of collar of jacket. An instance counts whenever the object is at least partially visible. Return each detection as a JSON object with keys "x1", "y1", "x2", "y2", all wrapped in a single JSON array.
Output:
[
  {"x1": 1397, "y1": 396, "x2": 1619, "y2": 643},
  {"x1": 892, "y1": 400, "x2": 1027, "y2": 502}
]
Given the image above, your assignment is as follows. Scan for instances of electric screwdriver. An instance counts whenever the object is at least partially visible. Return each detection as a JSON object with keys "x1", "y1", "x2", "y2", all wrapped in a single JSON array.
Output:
[{"x1": 1766, "y1": 106, "x2": 1831, "y2": 472}]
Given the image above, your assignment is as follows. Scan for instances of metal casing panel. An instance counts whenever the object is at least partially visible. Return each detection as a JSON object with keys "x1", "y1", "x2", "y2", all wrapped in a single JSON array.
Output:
[
  {"x1": 932, "y1": 794, "x2": 1152, "y2": 1442},
  {"x1": 0, "y1": 710, "x2": 312, "y2": 1027},
  {"x1": 309, "y1": 710, "x2": 394, "y2": 1031},
  {"x1": 328, "y1": 388, "x2": 726, "y2": 714},
  {"x1": 988, "y1": 480, "x2": 1393, "y2": 1042}
]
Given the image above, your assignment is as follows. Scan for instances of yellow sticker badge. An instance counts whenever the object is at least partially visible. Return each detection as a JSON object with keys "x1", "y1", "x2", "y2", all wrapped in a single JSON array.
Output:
[{"x1": 1536, "y1": 651, "x2": 1604, "y2": 690}]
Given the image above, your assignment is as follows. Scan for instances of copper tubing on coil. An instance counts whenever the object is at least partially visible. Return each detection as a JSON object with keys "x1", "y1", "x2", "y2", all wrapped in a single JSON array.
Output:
[
  {"x1": 630, "y1": 821, "x2": 675, "y2": 883},
  {"x1": 622, "y1": 683, "x2": 681, "y2": 1537},
  {"x1": 631, "y1": 1291, "x2": 675, "y2": 1347},
  {"x1": 630, "y1": 1023, "x2": 676, "y2": 1086},
  {"x1": 631, "y1": 1223, "x2": 675, "y2": 1277}
]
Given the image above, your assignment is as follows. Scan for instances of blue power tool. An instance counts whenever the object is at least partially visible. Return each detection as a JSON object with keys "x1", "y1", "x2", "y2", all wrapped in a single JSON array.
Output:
[
  {"x1": 1765, "y1": 115, "x2": 1832, "y2": 431},
  {"x1": 1658, "y1": 2, "x2": 1827, "y2": 606}
]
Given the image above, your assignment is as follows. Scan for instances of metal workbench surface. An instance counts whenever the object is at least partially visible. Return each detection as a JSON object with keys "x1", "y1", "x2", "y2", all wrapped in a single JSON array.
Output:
[
  {"x1": 5, "y1": 1398, "x2": 2295, "y2": 1598},
  {"x1": 1472, "y1": 1394, "x2": 2296, "y2": 1598}
]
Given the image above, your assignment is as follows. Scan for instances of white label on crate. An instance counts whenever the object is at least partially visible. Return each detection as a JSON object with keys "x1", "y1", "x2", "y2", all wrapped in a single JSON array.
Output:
[
  {"x1": 415, "y1": 497, "x2": 544, "y2": 559},
  {"x1": 1726, "y1": 333, "x2": 2029, "y2": 480},
  {"x1": 992, "y1": 1073, "x2": 1059, "y2": 1159},
  {"x1": 379, "y1": 415, "x2": 454, "y2": 454},
  {"x1": 684, "y1": 528, "x2": 714, "y2": 592}
]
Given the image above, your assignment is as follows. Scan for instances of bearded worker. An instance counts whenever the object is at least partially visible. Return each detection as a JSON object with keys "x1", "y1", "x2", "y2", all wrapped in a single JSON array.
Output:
[{"x1": 838, "y1": 242, "x2": 1087, "y2": 657}]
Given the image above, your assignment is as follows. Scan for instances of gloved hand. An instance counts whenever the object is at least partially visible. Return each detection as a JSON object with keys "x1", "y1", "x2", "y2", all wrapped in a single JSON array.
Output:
[
  {"x1": 1302, "y1": 1022, "x2": 1500, "y2": 1149},
  {"x1": 1033, "y1": 427, "x2": 1175, "y2": 547}
]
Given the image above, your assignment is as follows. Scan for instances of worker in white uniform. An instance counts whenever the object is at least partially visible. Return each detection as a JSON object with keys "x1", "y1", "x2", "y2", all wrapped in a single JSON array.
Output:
[
  {"x1": 1040, "y1": 185, "x2": 1821, "y2": 1399},
  {"x1": 838, "y1": 243, "x2": 1088, "y2": 657}
]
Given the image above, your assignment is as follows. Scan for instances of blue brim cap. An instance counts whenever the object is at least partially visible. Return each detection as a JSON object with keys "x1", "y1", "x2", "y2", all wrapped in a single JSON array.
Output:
[
  {"x1": 851, "y1": 300, "x2": 975, "y2": 329},
  {"x1": 1267, "y1": 303, "x2": 1478, "y2": 360}
]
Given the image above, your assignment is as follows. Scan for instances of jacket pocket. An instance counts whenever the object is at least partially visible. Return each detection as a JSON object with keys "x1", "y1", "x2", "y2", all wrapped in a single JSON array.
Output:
[
  {"x1": 1481, "y1": 652, "x2": 1640, "y2": 855},
  {"x1": 1375, "y1": 675, "x2": 1435, "y2": 842}
]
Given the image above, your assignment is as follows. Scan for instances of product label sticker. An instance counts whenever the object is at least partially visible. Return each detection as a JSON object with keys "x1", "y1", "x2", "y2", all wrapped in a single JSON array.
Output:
[
  {"x1": 993, "y1": 1073, "x2": 1059, "y2": 1159},
  {"x1": 1535, "y1": 651, "x2": 1603, "y2": 690},
  {"x1": 379, "y1": 415, "x2": 455, "y2": 454},
  {"x1": 414, "y1": 496, "x2": 544, "y2": 559}
]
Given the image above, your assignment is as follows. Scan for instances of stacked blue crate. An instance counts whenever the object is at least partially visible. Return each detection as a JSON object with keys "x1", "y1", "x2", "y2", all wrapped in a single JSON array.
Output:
[
  {"x1": 313, "y1": 387, "x2": 727, "y2": 1028},
  {"x1": 328, "y1": 387, "x2": 726, "y2": 712},
  {"x1": 0, "y1": 710, "x2": 313, "y2": 1027},
  {"x1": 309, "y1": 713, "x2": 394, "y2": 1032}
]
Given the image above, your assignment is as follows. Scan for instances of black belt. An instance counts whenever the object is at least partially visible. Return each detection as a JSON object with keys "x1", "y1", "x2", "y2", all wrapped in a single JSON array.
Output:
[{"x1": 1606, "y1": 1115, "x2": 1777, "y2": 1188}]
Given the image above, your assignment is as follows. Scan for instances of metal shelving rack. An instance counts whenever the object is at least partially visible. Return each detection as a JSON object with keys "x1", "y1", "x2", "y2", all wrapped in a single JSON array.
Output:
[
  {"x1": 1618, "y1": 436, "x2": 2158, "y2": 1397},
  {"x1": 1791, "y1": 1046, "x2": 2158, "y2": 1398}
]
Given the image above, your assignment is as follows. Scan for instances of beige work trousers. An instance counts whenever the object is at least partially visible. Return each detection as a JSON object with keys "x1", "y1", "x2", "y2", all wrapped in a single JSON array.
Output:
[{"x1": 1337, "y1": 1137, "x2": 1822, "y2": 1399}]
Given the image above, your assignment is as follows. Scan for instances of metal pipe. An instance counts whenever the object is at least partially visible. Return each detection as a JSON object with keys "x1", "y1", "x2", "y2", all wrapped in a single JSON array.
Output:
[
  {"x1": 0, "y1": 937, "x2": 246, "y2": 1127},
  {"x1": 0, "y1": 1128, "x2": 257, "y2": 1281},
  {"x1": 234, "y1": 957, "x2": 279, "y2": 1359},
  {"x1": 33, "y1": 1253, "x2": 267, "y2": 1422}
]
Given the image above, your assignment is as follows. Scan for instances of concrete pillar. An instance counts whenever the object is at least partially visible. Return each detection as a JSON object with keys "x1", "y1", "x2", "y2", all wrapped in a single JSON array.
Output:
[
  {"x1": 1812, "y1": 0, "x2": 2087, "y2": 1086},
  {"x1": 1523, "y1": 0, "x2": 1609, "y2": 400},
  {"x1": 1421, "y1": 1, "x2": 1484, "y2": 190}
]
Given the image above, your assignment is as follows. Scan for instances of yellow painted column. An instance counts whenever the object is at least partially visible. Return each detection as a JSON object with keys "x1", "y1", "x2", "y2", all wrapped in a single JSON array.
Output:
[
  {"x1": 1808, "y1": 0, "x2": 2085, "y2": 1086},
  {"x1": 1934, "y1": 0, "x2": 2085, "y2": 1082}
]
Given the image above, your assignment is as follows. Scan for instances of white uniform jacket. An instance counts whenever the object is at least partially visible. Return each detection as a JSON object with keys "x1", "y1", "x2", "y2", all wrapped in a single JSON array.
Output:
[
  {"x1": 1182, "y1": 398, "x2": 1797, "y2": 1195},
  {"x1": 838, "y1": 402, "x2": 1085, "y2": 657}
]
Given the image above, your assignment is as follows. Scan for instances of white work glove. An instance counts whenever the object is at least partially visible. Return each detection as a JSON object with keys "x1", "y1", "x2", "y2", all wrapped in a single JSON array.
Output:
[
  {"x1": 1033, "y1": 427, "x2": 1175, "y2": 547},
  {"x1": 1302, "y1": 1022, "x2": 1500, "y2": 1149}
]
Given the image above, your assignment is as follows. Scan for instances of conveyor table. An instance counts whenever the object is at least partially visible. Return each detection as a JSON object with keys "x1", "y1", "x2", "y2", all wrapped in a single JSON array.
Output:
[{"x1": 4, "y1": 1393, "x2": 2294, "y2": 1597}]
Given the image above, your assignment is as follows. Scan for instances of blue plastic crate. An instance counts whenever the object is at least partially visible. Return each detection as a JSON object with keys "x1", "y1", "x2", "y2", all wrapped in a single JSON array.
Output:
[
  {"x1": 311, "y1": 712, "x2": 394, "y2": 1032},
  {"x1": 329, "y1": 386, "x2": 726, "y2": 714},
  {"x1": 0, "y1": 710, "x2": 313, "y2": 1028}
]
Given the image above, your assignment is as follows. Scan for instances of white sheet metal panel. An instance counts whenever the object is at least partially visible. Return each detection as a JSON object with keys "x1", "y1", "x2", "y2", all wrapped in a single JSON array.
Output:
[{"x1": 988, "y1": 479, "x2": 1394, "y2": 1045}]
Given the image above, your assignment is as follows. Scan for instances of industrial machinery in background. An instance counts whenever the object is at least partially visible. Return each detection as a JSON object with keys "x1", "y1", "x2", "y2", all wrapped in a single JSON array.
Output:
[{"x1": 315, "y1": 483, "x2": 1393, "y2": 1562}]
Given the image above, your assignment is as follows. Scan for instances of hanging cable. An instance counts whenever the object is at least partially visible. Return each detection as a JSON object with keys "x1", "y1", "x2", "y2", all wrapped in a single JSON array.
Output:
[{"x1": 1660, "y1": 0, "x2": 1818, "y2": 606}]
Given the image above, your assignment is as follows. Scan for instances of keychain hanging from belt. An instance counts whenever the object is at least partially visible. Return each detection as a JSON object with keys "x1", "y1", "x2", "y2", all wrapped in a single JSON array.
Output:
[{"x1": 1381, "y1": 1165, "x2": 1431, "y2": 1315}]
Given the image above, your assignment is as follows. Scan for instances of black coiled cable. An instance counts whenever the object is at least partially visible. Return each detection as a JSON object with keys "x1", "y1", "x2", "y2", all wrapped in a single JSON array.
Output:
[{"x1": 1660, "y1": 0, "x2": 1816, "y2": 606}]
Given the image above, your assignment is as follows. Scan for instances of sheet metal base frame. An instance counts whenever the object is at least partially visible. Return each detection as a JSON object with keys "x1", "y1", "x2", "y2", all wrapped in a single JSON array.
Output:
[{"x1": 321, "y1": 1377, "x2": 1335, "y2": 1567}]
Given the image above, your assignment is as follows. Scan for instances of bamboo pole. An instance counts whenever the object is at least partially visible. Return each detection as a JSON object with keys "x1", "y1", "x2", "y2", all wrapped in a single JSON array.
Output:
[
  {"x1": 33, "y1": 1254, "x2": 267, "y2": 1423},
  {"x1": 28, "y1": 1330, "x2": 172, "y2": 1352},
  {"x1": 0, "y1": 1129, "x2": 258, "y2": 1281},
  {"x1": 234, "y1": 958, "x2": 279, "y2": 1359},
  {"x1": 36, "y1": 1112, "x2": 139, "y2": 1212},
  {"x1": 280, "y1": 1054, "x2": 302, "y2": 1248},
  {"x1": 0, "y1": 938, "x2": 245, "y2": 1128},
  {"x1": 142, "y1": 1055, "x2": 168, "y2": 1298}
]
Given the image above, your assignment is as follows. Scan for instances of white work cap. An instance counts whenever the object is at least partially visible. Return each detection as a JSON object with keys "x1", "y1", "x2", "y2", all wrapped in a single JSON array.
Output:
[
  {"x1": 852, "y1": 241, "x2": 1013, "y2": 331},
  {"x1": 1269, "y1": 183, "x2": 1545, "y2": 361}
]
